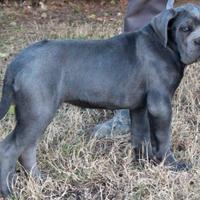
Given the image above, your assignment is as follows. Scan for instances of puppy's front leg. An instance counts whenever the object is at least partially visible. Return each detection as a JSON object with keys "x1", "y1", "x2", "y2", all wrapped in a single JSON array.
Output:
[
  {"x1": 130, "y1": 107, "x2": 153, "y2": 161},
  {"x1": 147, "y1": 91, "x2": 189, "y2": 170}
]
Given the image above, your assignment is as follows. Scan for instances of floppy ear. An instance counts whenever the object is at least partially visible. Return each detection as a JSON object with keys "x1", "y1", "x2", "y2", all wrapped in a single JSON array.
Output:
[{"x1": 150, "y1": 9, "x2": 176, "y2": 47}]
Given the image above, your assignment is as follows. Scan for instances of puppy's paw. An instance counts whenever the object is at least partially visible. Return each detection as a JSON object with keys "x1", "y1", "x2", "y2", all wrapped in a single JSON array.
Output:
[{"x1": 0, "y1": 172, "x2": 15, "y2": 199}]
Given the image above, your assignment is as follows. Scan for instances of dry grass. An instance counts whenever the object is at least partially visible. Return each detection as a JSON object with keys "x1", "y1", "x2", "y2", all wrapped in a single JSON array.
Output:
[{"x1": 0, "y1": 3, "x2": 200, "y2": 200}]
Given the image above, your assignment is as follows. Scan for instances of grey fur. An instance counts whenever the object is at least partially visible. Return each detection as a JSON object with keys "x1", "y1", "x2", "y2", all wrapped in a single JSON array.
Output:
[{"x1": 0, "y1": 3, "x2": 200, "y2": 197}]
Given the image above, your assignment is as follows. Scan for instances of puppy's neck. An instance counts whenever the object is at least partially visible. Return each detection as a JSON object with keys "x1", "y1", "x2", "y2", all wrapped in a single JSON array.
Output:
[{"x1": 143, "y1": 25, "x2": 186, "y2": 74}]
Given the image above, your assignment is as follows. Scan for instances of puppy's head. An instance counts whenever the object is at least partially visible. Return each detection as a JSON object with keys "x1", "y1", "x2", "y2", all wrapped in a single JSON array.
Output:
[{"x1": 151, "y1": 3, "x2": 200, "y2": 65}]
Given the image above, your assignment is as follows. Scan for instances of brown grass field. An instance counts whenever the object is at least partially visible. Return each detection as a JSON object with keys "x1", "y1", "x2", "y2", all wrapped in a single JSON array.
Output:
[{"x1": 0, "y1": 1, "x2": 199, "y2": 199}]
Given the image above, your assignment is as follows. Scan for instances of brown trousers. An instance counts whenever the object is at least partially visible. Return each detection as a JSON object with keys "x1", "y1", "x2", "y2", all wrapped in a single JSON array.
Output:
[{"x1": 124, "y1": 0, "x2": 170, "y2": 32}]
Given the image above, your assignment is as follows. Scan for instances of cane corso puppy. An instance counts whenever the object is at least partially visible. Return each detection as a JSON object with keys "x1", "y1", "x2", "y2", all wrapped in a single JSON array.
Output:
[{"x1": 0, "y1": 3, "x2": 200, "y2": 197}]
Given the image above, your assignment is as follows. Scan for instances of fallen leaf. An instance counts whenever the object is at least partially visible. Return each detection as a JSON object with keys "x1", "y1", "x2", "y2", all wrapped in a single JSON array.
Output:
[
  {"x1": 39, "y1": 2, "x2": 48, "y2": 11},
  {"x1": 0, "y1": 52, "x2": 8, "y2": 58},
  {"x1": 88, "y1": 14, "x2": 96, "y2": 19},
  {"x1": 111, "y1": 0, "x2": 116, "y2": 5},
  {"x1": 41, "y1": 12, "x2": 47, "y2": 18},
  {"x1": 10, "y1": 21, "x2": 17, "y2": 26}
]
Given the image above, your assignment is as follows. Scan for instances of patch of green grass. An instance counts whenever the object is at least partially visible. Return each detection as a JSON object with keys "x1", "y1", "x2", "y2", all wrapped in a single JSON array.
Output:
[
  {"x1": 8, "y1": 105, "x2": 15, "y2": 115},
  {"x1": 61, "y1": 143, "x2": 74, "y2": 155}
]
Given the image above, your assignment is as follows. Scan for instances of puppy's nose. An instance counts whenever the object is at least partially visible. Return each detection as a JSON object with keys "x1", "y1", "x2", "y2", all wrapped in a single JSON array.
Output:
[{"x1": 194, "y1": 38, "x2": 200, "y2": 45}]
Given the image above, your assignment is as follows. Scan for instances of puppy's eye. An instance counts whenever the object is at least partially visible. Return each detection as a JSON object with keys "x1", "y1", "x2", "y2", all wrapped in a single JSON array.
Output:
[{"x1": 180, "y1": 26, "x2": 193, "y2": 32}]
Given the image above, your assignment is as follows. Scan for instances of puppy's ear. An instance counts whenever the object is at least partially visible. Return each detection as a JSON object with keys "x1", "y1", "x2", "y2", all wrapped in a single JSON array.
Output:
[{"x1": 150, "y1": 9, "x2": 176, "y2": 47}]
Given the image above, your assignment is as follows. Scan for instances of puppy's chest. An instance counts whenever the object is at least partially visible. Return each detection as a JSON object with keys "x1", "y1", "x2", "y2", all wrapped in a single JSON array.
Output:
[{"x1": 146, "y1": 64, "x2": 183, "y2": 94}]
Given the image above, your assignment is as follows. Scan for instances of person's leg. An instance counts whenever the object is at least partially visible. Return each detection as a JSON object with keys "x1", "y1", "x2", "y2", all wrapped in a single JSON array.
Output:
[
  {"x1": 92, "y1": 0, "x2": 171, "y2": 138},
  {"x1": 92, "y1": 109, "x2": 131, "y2": 138},
  {"x1": 124, "y1": 0, "x2": 169, "y2": 32}
]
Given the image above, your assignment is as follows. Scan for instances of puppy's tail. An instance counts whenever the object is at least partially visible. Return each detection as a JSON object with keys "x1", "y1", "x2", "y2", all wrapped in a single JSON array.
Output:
[{"x1": 0, "y1": 70, "x2": 14, "y2": 120}]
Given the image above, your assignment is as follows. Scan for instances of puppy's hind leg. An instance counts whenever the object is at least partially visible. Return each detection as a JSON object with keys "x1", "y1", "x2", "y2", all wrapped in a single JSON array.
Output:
[
  {"x1": 16, "y1": 102, "x2": 57, "y2": 180},
  {"x1": 18, "y1": 142, "x2": 41, "y2": 179},
  {"x1": 0, "y1": 87, "x2": 58, "y2": 197}
]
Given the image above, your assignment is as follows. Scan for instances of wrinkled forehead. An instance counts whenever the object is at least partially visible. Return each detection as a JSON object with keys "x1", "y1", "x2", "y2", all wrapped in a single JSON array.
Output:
[{"x1": 176, "y1": 4, "x2": 200, "y2": 20}]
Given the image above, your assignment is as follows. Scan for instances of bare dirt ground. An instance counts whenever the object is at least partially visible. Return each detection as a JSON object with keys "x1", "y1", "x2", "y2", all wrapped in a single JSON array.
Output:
[{"x1": 0, "y1": 0, "x2": 200, "y2": 199}]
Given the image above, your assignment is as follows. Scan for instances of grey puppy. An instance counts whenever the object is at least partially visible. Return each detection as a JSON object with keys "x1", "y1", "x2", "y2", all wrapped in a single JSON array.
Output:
[{"x1": 0, "y1": 3, "x2": 200, "y2": 197}]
